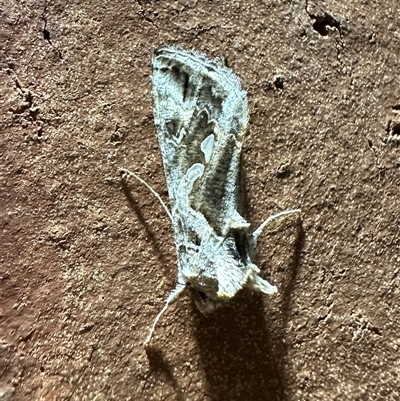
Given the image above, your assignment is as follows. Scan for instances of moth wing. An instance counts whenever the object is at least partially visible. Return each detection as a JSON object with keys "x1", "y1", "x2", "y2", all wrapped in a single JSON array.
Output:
[{"x1": 152, "y1": 46, "x2": 249, "y2": 236}]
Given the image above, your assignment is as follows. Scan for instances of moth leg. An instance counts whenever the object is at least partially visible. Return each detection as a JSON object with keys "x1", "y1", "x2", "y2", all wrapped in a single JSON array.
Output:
[
  {"x1": 251, "y1": 209, "x2": 301, "y2": 245},
  {"x1": 119, "y1": 168, "x2": 173, "y2": 222},
  {"x1": 144, "y1": 283, "x2": 186, "y2": 346}
]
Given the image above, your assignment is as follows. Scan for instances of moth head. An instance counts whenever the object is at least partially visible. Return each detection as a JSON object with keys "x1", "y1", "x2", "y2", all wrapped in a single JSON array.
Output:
[
  {"x1": 182, "y1": 265, "x2": 217, "y2": 306},
  {"x1": 187, "y1": 283, "x2": 219, "y2": 313},
  {"x1": 189, "y1": 269, "x2": 224, "y2": 309},
  {"x1": 180, "y1": 237, "x2": 237, "y2": 313},
  {"x1": 178, "y1": 221, "x2": 256, "y2": 313}
]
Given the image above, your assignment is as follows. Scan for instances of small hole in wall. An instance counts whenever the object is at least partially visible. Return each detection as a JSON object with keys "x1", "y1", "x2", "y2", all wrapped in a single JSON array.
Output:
[
  {"x1": 273, "y1": 76, "x2": 284, "y2": 89},
  {"x1": 312, "y1": 13, "x2": 340, "y2": 36},
  {"x1": 392, "y1": 123, "x2": 400, "y2": 135},
  {"x1": 43, "y1": 29, "x2": 51, "y2": 42}
]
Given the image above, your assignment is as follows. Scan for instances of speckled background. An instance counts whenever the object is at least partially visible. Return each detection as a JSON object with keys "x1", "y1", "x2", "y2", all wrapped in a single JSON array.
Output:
[{"x1": 1, "y1": 1, "x2": 399, "y2": 400}]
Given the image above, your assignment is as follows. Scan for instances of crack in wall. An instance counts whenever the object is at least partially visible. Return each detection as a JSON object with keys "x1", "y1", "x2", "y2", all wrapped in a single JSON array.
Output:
[
  {"x1": 6, "y1": 63, "x2": 40, "y2": 120},
  {"x1": 41, "y1": 0, "x2": 63, "y2": 60}
]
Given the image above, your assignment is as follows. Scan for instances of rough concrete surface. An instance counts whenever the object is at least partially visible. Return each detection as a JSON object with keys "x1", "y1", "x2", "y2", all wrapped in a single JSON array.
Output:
[{"x1": 1, "y1": 0, "x2": 399, "y2": 400}]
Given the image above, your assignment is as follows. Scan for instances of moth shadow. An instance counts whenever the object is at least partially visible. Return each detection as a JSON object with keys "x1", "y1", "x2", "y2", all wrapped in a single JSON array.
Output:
[
  {"x1": 120, "y1": 177, "x2": 169, "y2": 267},
  {"x1": 192, "y1": 294, "x2": 285, "y2": 401},
  {"x1": 192, "y1": 223, "x2": 305, "y2": 401},
  {"x1": 145, "y1": 348, "x2": 186, "y2": 401},
  {"x1": 280, "y1": 223, "x2": 305, "y2": 325}
]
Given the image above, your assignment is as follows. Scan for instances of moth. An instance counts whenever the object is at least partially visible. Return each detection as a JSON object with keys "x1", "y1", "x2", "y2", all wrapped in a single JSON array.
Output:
[{"x1": 121, "y1": 46, "x2": 300, "y2": 345}]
